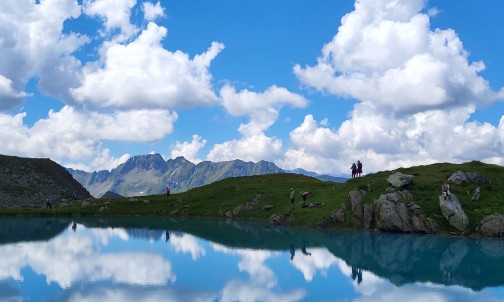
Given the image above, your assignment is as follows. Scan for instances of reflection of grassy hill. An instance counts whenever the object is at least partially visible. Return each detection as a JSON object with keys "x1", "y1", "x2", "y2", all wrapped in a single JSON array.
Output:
[{"x1": 2, "y1": 161, "x2": 504, "y2": 235}]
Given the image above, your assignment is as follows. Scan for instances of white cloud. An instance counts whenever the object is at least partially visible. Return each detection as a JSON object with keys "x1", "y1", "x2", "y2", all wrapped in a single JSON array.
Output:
[
  {"x1": 71, "y1": 23, "x2": 224, "y2": 110},
  {"x1": 206, "y1": 85, "x2": 307, "y2": 163},
  {"x1": 170, "y1": 134, "x2": 207, "y2": 163},
  {"x1": 0, "y1": 75, "x2": 29, "y2": 110},
  {"x1": 0, "y1": 0, "x2": 86, "y2": 109},
  {"x1": 0, "y1": 106, "x2": 177, "y2": 171},
  {"x1": 281, "y1": 108, "x2": 504, "y2": 175},
  {"x1": 207, "y1": 133, "x2": 283, "y2": 163},
  {"x1": 294, "y1": 0, "x2": 501, "y2": 115},
  {"x1": 143, "y1": 1, "x2": 165, "y2": 21},
  {"x1": 83, "y1": 0, "x2": 138, "y2": 41},
  {"x1": 220, "y1": 84, "x2": 307, "y2": 136},
  {"x1": 286, "y1": 0, "x2": 504, "y2": 175}
]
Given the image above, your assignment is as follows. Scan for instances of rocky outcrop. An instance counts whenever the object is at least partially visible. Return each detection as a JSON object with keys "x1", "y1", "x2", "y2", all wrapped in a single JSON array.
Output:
[
  {"x1": 477, "y1": 214, "x2": 504, "y2": 237},
  {"x1": 375, "y1": 191, "x2": 413, "y2": 232},
  {"x1": 448, "y1": 171, "x2": 490, "y2": 185},
  {"x1": 349, "y1": 190, "x2": 366, "y2": 221},
  {"x1": 0, "y1": 155, "x2": 91, "y2": 207},
  {"x1": 330, "y1": 209, "x2": 345, "y2": 224},
  {"x1": 439, "y1": 194, "x2": 469, "y2": 232},
  {"x1": 374, "y1": 190, "x2": 437, "y2": 233},
  {"x1": 387, "y1": 172, "x2": 414, "y2": 188},
  {"x1": 226, "y1": 194, "x2": 262, "y2": 218}
]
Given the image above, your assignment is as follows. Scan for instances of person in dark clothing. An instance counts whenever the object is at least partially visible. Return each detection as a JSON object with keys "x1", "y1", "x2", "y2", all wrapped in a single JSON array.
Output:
[
  {"x1": 45, "y1": 198, "x2": 52, "y2": 209},
  {"x1": 357, "y1": 160, "x2": 363, "y2": 177},
  {"x1": 351, "y1": 163, "x2": 357, "y2": 178},
  {"x1": 166, "y1": 187, "x2": 170, "y2": 200},
  {"x1": 289, "y1": 188, "x2": 295, "y2": 209}
]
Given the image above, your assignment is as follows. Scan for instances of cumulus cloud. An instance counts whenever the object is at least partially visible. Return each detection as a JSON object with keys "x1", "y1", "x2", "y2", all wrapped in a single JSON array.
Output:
[
  {"x1": 143, "y1": 1, "x2": 165, "y2": 21},
  {"x1": 0, "y1": 106, "x2": 176, "y2": 171},
  {"x1": 206, "y1": 85, "x2": 308, "y2": 163},
  {"x1": 0, "y1": 75, "x2": 28, "y2": 110},
  {"x1": 83, "y1": 0, "x2": 138, "y2": 41},
  {"x1": 281, "y1": 109, "x2": 504, "y2": 175},
  {"x1": 286, "y1": 0, "x2": 504, "y2": 175},
  {"x1": 207, "y1": 133, "x2": 283, "y2": 163},
  {"x1": 0, "y1": 0, "x2": 86, "y2": 109},
  {"x1": 170, "y1": 134, "x2": 207, "y2": 163},
  {"x1": 294, "y1": 0, "x2": 501, "y2": 115},
  {"x1": 71, "y1": 23, "x2": 223, "y2": 110}
]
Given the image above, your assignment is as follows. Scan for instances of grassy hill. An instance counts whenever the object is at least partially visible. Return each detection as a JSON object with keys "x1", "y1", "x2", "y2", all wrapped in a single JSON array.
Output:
[{"x1": 2, "y1": 160, "x2": 503, "y2": 235}]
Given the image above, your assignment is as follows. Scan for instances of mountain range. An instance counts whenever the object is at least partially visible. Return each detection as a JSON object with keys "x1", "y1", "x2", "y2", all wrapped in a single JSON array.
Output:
[{"x1": 67, "y1": 153, "x2": 347, "y2": 197}]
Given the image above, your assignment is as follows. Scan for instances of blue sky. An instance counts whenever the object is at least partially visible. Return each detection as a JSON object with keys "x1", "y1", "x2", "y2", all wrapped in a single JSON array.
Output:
[{"x1": 1, "y1": 0, "x2": 503, "y2": 176}]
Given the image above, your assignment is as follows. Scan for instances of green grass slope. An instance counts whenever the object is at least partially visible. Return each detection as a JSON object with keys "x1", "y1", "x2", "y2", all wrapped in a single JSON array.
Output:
[{"x1": 2, "y1": 161, "x2": 503, "y2": 235}]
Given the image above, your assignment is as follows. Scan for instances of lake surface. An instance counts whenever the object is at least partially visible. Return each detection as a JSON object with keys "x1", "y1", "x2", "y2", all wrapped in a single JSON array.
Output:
[{"x1": 1, "y1": 217, "x2": 504, "y2": 302}]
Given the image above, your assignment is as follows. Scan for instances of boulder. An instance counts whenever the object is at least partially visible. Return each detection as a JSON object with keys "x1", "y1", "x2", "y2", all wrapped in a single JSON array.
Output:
[
  {"x1": 330, "y1": 209, "x2": 345, "y2": 224},
  {"x1": 349, "y1": 190, "x2": 366, "y2": 220},
  {"x1": 448, "y1": 171, "x2": 468, "y2": 184},
  {"x1": 478, "y1": 214, "x2": 504, "y2": 237},
  {"x1": 438, "y1": 194, "x2": 469, "y2": 232},
  {"x1": 448, "y1": 171, "x2": 490, "y2": 185},
  {"x1": 374, "y1": 192, "x2": 413, "y2": 232},
  {"x1": 363, "y1": 204, "x2": 374, "y2": 230},
  {"x1": 387, "y1": 172, "x2": 414, "y2": 188}
]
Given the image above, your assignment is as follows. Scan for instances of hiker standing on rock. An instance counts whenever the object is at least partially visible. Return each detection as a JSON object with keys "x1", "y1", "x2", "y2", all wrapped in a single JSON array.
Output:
[
  {"x1": 442, "y1": 181, "x2": 452, "y2": 200},
  {"x1": 357, "y1": 160, "x2": 363, "y2": 177},
  {"x1": 351, "y1": 163, "x2": 357, "y2": 178}
]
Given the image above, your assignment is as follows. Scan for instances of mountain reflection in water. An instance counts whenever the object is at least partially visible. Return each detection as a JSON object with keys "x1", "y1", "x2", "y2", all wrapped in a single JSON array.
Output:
[{"x1": 0, "y1": 217, "x2": 503, "y2": 302}]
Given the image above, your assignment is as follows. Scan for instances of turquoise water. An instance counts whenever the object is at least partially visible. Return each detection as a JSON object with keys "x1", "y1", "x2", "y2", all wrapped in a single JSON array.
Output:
[{"x1": 1, "y1": 217, "x2": 504, "y2": 302}]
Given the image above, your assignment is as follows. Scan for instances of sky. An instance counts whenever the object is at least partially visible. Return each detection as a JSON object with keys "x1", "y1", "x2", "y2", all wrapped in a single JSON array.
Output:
[{"x1": 0, "y1": 0, "x2": 503, "y2": 176}]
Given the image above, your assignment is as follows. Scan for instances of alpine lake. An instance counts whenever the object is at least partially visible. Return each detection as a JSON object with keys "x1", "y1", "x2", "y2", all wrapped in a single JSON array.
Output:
[{"x1": 1, "y1": 216, "x2": 504, "y2": 302}]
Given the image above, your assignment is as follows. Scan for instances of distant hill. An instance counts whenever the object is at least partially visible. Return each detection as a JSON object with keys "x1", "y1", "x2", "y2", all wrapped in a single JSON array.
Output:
[
  {"x1": 286, "y1": 168, "x2": 348, "y2": 183},
  {"x1": 0, "y1": 154, "x2": 91, "y2": 207},
  {"x1": 68, "y1": 154, "x2": 346, "y2": 197}
]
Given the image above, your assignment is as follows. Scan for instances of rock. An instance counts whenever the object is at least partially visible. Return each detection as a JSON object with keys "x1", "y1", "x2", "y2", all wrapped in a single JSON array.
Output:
[
  {"x1": 330, "y1": 209, "x2": 345, "y2": 224},
  {"x1": 349, "y1": 190, "x2": 366, "y2": 220},
  {"x1": 478, "y1": 214, "x2": 504, "y2": 237},
  {"x1": 387, "y1": 172, "x2": 414, "y2": 188},
  {"x1": 363, "y1": 204, "x2": 374, "y2": 230},
  {"x1": 471, "y1": 187, "x2": 481, "y2": 201},
  {"x1": 448, "y1": 171, "x2": 468, "y2": 184},
  {"x1": 374, "y1": 193, "x2": 413, "y2": 232},
  {"x1": 439, "y1": 194, "x2": 469, "y2": 232},
  {"x1": 269, "y1": 214, "x2": 285, "y2": 226},
  {"x1": 465, "y1": 172, "x2": 490, "y2": 184},
  {"x1": 262, "y1": 205, "x2": 274, "y2": 211},
  {"x1": 448, "y1": 171, "x2": 490, "y2": 185}
]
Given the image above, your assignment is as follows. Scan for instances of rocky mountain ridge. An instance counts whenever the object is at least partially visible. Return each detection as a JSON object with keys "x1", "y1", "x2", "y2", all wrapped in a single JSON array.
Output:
[{"x1": 68, "y1": 153, "x2": 297, "y2": 197}]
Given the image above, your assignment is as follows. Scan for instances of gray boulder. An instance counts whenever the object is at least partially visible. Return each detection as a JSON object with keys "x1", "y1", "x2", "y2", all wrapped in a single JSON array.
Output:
[
  {"x1": 439, "y1": 194, "x2": 469, "y2": 232},
  {"x1": 478, "y1": 214, "x2": 504, "y2": 237},
  {"x1": 448, "y1": 171, "x2": 468, "y2": 184},
  {"x1": 330, "y1": 209, "x2": 345, "y2": 224},
  {"x1": 448, "y1": 171, "x2": 490, "y2": 185},
  {"x1": 374, "y1": 190, "x2": 437, "y2": 233},
  {"x1": 374, "y1": 191, "x2": 413, "y2": 232},
  {"x1": 387, "y1": 172, "x2": 414, "y2": 188},
  {"x1": 349, "y1": 190, "x2": 366, "y2": 220}
]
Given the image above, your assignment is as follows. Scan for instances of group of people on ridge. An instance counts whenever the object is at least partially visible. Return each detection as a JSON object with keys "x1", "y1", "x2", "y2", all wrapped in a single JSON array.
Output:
[{"x1": 351, "y1": 160, "x2": 363, "y2": 178}]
